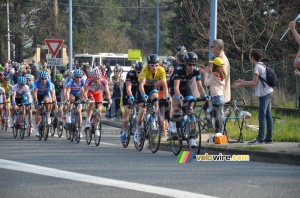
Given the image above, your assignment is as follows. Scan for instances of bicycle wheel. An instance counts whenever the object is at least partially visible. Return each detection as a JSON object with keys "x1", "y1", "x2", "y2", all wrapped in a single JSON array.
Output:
[
  {"x1": 134, "y1": 122, "x2": 146, "y2": 152},
  {"x1": 65, "y1": 123, "x2": 70, "y2": 140},
  {"x1": 187, "y1": 114, "x2": 201, "y2": 155},
  {"x1": 94, "y1": 117, "x2": 102, "y2": 146},
  {"x1": 19, "y1": 115, "x2": 25, "y2": 139},
  {"x1": 74, "y1": 112, "x2": 81, "y2": 144},
  {"x1": 169, "y1": 124, "x2": 182, "y2": 155},
  {"x1": 85, "y1": 126, "x2": 92, "y2": 145},
  {"x1": 43, "y1": 115, "x2": 49, "y2": 141},
  {"x1": 12, "y1": 124, "x2": 18, "y2": 138},
  {"x1": 122, "y1": 121, "x2": 135, "y2": 148},
  {"x1": 51, "y1": 117, "x2": 57, "y2": 137},
  {"x1": 1, "y1": 116, "x2": 4, "y2": 131},
  {"x1": 26, "y1": 122, "x2": 31, "y2": 137},
  {"x1": 148, "y1": 113, "x2": 161, "y2": 153},
  {"x1": 57, "y1": 121, "x2": 63, "y2": 138}
]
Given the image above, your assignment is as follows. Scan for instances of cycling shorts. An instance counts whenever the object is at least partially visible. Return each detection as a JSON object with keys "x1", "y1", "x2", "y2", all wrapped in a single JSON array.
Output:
[
  {"x1": 37, "y1": 93, "x2": 51, "y2": 103},
  {"x1": 87, "y1": 90, "x2": 103, "y2": 102}
]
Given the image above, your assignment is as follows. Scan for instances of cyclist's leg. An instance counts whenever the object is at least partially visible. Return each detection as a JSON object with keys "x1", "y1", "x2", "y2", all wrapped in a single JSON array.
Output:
[{"x1": 43, "y1": 94, "x2": 52, "y2": 124}]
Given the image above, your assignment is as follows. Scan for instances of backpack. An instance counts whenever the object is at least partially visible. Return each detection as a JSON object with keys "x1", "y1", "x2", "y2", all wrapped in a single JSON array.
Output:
[{"x1": 259, "y1": 64, "x2": 278, "y2": 87}]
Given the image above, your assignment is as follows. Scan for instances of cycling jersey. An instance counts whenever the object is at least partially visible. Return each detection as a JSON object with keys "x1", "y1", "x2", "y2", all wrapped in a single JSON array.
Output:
[
  {"x1": 55, "y1": 84, "x2": 63, "y2": 102},
  {"x1": 168, "y1": 64, "x2": 201, "y2": 97},
  {"x1": 122, "y1": 70, "x2": 139, "y2": 106},
  {"x1": 34, "y1": 79, "x2": 52, "y2": 95},
  {"x1": 66, "y1": 78, "x2": 85, "y2": 95},
  {"x1": 12, "y1": 84, "x2": 30, "y2": 99},
  {"x1": 0, "y1": 83, "x2": 13, "y2": 99},
  {"x1": 23, "y1": 82, "x2": 34, "y2": 104},
  {"x1": 85, "y1": 76, "x2": 108, "y2": 102},
  {"x1": 138, "y1": 65, "x2": 166, "y2": 86},
  {"x1": 84, "y1": 76, "x2": 108, "y2": 94}
]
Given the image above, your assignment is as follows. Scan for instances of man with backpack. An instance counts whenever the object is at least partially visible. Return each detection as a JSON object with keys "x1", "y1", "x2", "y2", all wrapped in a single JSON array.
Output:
[{"x1": 232, "y1": 49, "x2": 274, "y2": 144}]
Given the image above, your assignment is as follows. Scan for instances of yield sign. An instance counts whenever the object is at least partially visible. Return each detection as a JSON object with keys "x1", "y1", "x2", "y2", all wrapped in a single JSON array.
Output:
[{"x1": 44, "y1": 39, "x2": 64, "y2": 57}]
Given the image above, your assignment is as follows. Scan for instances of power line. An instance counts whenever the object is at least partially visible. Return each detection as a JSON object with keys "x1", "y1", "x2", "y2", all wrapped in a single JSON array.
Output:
[{"x1": 25, "y1": 0, "x2": 168, "y2": 9}]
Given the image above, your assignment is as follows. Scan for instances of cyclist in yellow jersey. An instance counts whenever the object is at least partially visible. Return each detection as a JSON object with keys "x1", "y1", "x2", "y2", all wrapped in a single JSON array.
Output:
[
  {"x1": 1, "y1": 77, "x2": 12, "y2": 126},
  {"x1": 134, "y1": 54, "x2": 169, "y2": 143}
]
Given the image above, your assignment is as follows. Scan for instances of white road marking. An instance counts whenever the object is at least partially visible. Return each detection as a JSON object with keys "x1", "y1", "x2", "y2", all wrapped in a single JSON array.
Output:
[{"x1": 0, "y1": 159, "x2": 216, "y2": 198}]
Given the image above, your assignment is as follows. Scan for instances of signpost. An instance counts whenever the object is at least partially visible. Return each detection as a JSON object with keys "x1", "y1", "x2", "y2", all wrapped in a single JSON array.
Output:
[
  {"x1": 128, "y1": 49, "x2": 141, "y2": 61},
  {"x1": 44, "y1": 39, "x2": 64, "y2": 81}
]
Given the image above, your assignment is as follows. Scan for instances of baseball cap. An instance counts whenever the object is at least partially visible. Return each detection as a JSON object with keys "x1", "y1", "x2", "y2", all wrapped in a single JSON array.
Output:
[{"x1": 209, "y1": 57, "x2": 224, "y2": 67}]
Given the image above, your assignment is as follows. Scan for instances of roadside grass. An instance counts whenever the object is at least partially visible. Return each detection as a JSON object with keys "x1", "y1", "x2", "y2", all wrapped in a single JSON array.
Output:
[
  {"x1": 224, "y1": 110, "x2": 300, "y2": 142},
  {"x1": 242, "y1": 146, "x2": 267, "y2": 151}
]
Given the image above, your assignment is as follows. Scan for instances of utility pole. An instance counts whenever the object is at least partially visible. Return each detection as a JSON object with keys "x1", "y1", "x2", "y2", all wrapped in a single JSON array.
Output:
[
  {"x1": 68, "y1": 0, "x2": 73, "y2": 71},
  {"x1": 53, "y1": 0, "x2": 59, "y2": 37},
  {"x1": 156, "y1": 0, "x2": 160, "y2": 56},
  {"x1": 209, "y1": 0, "x2": 218, "y2": 59},
  {"x1": 138, "y1": 0, "x2": 141, "y2": 49},
  {"x1": 7, "y1": 0, "x2": 10, "y2": 61}
]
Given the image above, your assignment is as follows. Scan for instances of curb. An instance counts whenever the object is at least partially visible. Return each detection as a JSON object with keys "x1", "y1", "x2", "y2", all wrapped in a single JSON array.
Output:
[{"x1": 101, "y1": 118, "x2": 300, "y2": 166}]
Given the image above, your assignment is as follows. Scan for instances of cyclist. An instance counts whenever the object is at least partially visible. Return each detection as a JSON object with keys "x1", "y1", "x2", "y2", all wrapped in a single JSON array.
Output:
[
  {"x1": 168, "y1": 52, "x2": 209, "y2": 146},
  {"x1": 64, "y1": 69, "x2": 85, "y2": 133},
  {"x1": 54, "y1": 73, "x2": 64, "y2": 130},
  {"x1": 134, "y1": 54, "x2": 169, "y2": 143},
  {"x1": 1, "y1": 77, "x2": 12, "y2": 126},
  {"x1": 23, "y1": 74, "x2": 34, "y2": 132},
  {"x1": 120, "y1": 62, "x2": 143, "y2": 142},
  {"x1": 33, "y1": 71, "x2": 56, "y2": 137},
  {"x1": 0, "y1": 85, "x2": 6, "y2": 124},
  {"x1": 83, "y1": 68, "x2": 112, "y2": 135},
  {"x1": 10, "y1": 76, "x2": 31, "y2": 128}
]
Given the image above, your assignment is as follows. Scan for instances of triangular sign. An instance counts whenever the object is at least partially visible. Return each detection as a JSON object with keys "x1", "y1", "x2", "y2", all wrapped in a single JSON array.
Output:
[{"x1": 44, "y1": 39, "x2": 64, "y2": 57}]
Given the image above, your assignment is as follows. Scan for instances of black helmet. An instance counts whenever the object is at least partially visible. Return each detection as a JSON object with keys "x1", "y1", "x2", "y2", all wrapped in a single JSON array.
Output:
[
  {"x1": 174, "y1": 45, "x2": 187, "y2": 54},
  {"x1": 147, "y1": 54, "x2": 159, "y2": 64},
  {"x1": 183, "y1": 52, "x2": 198, "y2": 63},
  {"x1": 136, "y1": 62, "x2": 144, "y2": 71}
]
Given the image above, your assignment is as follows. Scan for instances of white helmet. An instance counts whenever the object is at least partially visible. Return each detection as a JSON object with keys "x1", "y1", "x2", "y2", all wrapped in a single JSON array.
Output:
[{"x1": 91, "y1": 68, "x2": 101, "y2": 78}]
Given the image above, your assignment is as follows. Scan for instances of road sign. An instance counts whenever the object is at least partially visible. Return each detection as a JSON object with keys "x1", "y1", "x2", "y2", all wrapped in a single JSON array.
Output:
[
  {"x1": 44, "y1": 39, "x2": 64, "y2": 57},
  {"x1": 128, "y1": 49, "x2": 141, "y2": 60},
  {"x1": 47, "y1": 58, "x2": 62, "y2": 67}
]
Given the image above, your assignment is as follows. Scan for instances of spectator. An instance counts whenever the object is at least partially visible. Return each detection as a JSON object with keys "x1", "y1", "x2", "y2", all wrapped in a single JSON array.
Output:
[
  {"x1": 104, "y1": 63, "x2": 111, "y2": 81},
  {"x1": 232, "y1": 49, "x2": 274, "y2": 144},
  {"x1": 210, "y1": 39, "x2": 231, "y2": 103},
  {"x1": 289, "y1": 21, "x2": 300, "y2": 118},
  {"x1": 204, "y1": 57, "x2": 226, "y2": 135},
  {"x1": 30, "y1": 60, "x2": 39, "y2": 80},
  {"x1": 110, "y1": 76, "x2": 123, "y2": 120}
]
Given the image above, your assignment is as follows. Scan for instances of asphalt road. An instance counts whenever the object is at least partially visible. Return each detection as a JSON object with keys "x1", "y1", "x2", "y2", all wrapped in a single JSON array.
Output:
[{"x1": 0, "y1": 125, "x2": 300, "y2": 198}]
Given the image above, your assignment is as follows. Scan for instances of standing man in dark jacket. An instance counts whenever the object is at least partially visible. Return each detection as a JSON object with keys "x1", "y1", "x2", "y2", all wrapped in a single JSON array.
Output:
[
  {"x1": 110, "y1": 75, "x2": 123, "y2": 120},
  {"x1": 105, "y1": 63, "x2": 112, "y2": 82}
]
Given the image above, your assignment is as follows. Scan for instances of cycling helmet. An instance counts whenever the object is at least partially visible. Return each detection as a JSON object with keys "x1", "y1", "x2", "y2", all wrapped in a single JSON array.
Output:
[
  {"x1": 56, "y1": 73, "x2": 63, "y2": 81},
  {"x1": 175, "y1": 51, "x2": 186, "y2": 62},
  {"x1": 18, "y1": 76, "x2": 27, "y2": 84},
  {"x1": 147, "y1": 54, "x2": 159, "y2": 64},
  {"x1": 73, "y1": 69, "x2": 83, "y2": 77},
  {"x1": 91, "y1": 68, "x2": 101, "y2": 78},
  {"x1": 4, "y1": 76, "x2": 10, "y2": 82},
  {"x1": 135, "y1": 62, "x2": 144, "y2": 71},
  {"x1": 183, "y1": 52, "x2": 198, "y2": 63},
  {"x1": 39, "y1": 70, "x2": 48, "y2": 78},
  {"x1": 26, "y1": 69, "x2": 31, "y2": 74},
  {"x1": 60, "y1": 65, "x2": 67, "y2": 71},
  {"x1": 174, "y1": 45, "x2": 187, "y2": 54},
  {"x1": 25, "y1": 74, "x2": 34, "y2": 80}
]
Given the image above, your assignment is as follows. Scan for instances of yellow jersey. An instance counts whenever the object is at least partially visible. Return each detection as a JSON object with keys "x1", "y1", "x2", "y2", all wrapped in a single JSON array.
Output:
[
  {"x1": 0, "y1": 83, "x2": 13, "y2": 94},
  {"x1": 138, "y1": 66, "x2": 166, "y2": 86}
]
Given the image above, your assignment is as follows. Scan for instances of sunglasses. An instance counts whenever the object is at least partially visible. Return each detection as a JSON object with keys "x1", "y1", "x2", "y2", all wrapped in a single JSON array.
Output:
[
  {"x1": 27, "y1": 79, "x2": 31, "y2": 81},
  {"x1": 149, "y1": 64, "x2": 159, "y2": 68},
  {"x1": 211, "y1": 46, "x2": 215, "y2": 48},
  {"x1": 75, "y1": 76, "x2": 82, "y2": 79},
  {"x1": 19, "y1": 83, "x2": 25, "y2": 86},
  {"x1": 41, "y1": 78, "x2": 47, "y2": 80},
  {"x1": 187, "y1": 63, "x2": 196, "y2": 67}
]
